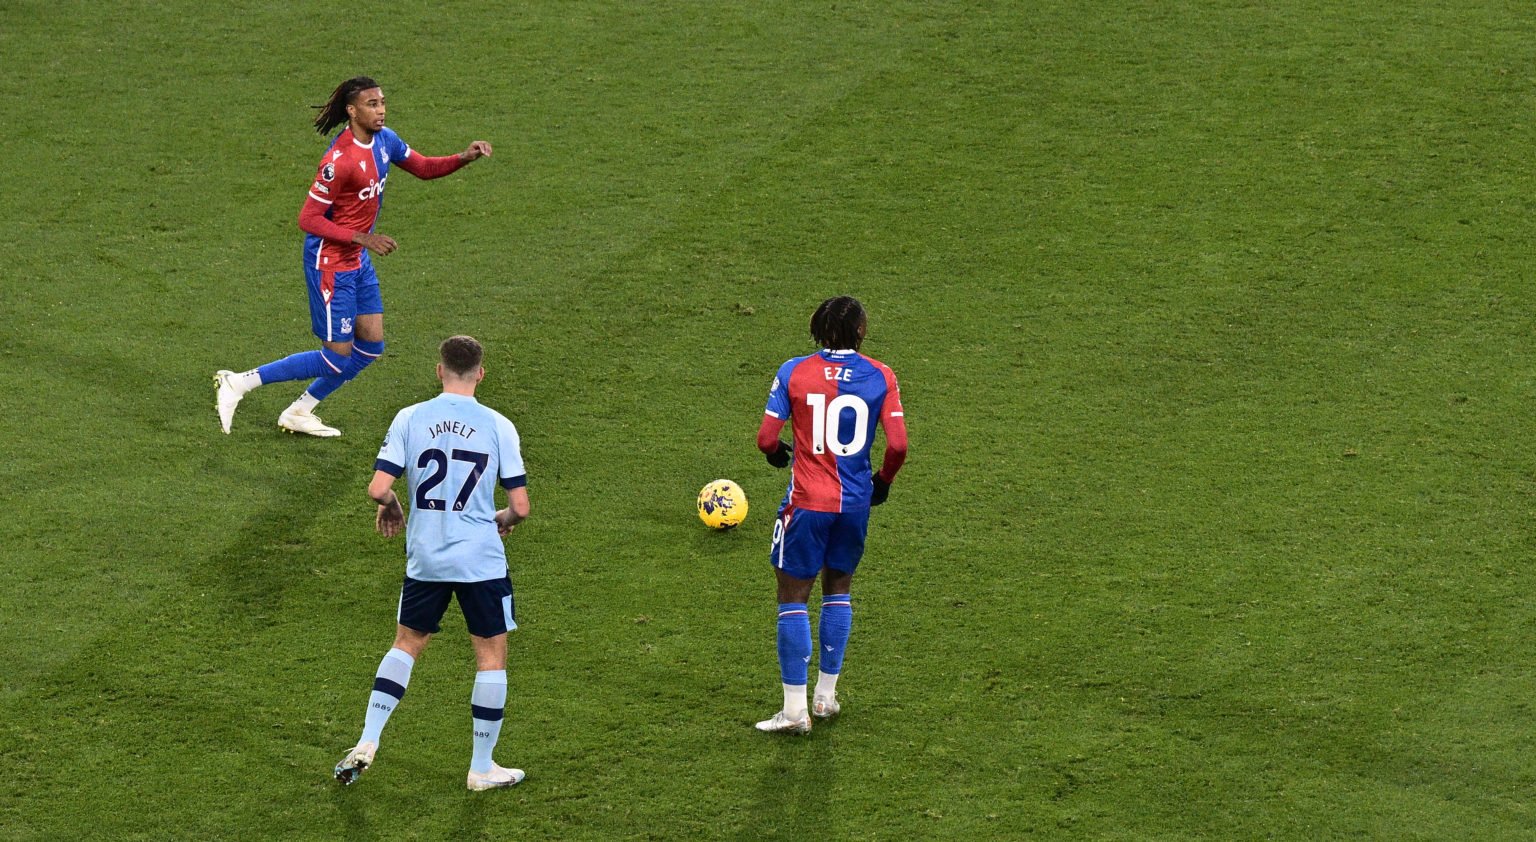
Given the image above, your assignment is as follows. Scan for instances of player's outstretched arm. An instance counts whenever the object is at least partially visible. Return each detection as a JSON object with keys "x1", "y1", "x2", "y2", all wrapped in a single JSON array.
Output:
[
  {"x1": 394, "y1": 141, "x2": 490, "y2": 180},
  {"x1": 369, "y1": 470, "x2": 406, "y2": 537}
]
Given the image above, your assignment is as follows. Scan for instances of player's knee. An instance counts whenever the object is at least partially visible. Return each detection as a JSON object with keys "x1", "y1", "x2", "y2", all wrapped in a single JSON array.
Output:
[
  {"x1": 392, "y1": 625, "x2": 431, "y2": 654},
  {"x1": 345, "y1": 339, "x2": 385, "y2": 379},
  {"x1": 320, "y1": 347, "x2": 352, "y2": 376}
]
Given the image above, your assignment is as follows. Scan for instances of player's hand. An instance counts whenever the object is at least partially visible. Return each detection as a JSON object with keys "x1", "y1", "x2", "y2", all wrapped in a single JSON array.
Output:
[
  {"x1": 871, "y1": 476, "x2": 891, "y2": 506},
  {"x1": 765, "y1": 441, "x2": 792, "y2": 469},
  {"x1": 377, "y1": 498, "x2": 405, "y2": 536},
  {"x1": 495, "y1": 507, "x2": 517, "y2": 536},
  {"x1": 461, "y1": 140, "x2": 493, "y2": 161},
  {"x1": 354, "y1": 231, "x2": 397, "y2": 256}
]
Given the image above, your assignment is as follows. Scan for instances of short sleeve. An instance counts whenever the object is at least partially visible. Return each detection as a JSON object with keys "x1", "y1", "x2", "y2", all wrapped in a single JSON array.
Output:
[
  {"x1": 764, "y1": 359, "x2": 796, "y2": 420},
  {"x1": 496, "y1": 414, "x2": 526, "y2": 489},
  {"x1": 374, "y1": 407, "x2": 410, "y2": 476},
  {"x1": 309, "y1": 153, "x2": 339, "y2": 205},
  {"x1": 385, "y1": 129, "x2": 412, "y2": 162}
]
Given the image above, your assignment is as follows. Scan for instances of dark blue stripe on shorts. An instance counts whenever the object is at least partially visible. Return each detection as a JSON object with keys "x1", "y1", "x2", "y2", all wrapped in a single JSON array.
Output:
[
  {"x1": 471, "y1": 704, "x2": 505, "y2": 722},
  {"x1": 373, "y1": 677, "x2": 407, "y2": 700}
]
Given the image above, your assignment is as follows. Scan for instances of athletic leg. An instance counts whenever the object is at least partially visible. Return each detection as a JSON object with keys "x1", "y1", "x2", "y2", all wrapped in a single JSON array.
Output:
[
  {"x1": 335, "y1": 625, "x2": 431, "y2": 785},
  {"x1": 814, "y1": 568, "x2": 853, "y2": 717},
  {"x1": 462, "y1": 578, "x2": 524, "y2": 789},
  {"x1": 775, "y1": 569, "x2": 815, "y2": 719},
  {"x1": 336, "y1": 579, "x2": 449, "y2": 784},
  {"x1": 361, "y1": 627, "x2": 430, "y2": 744},
  {"x1": 814, "y1": 512, "x2": 867, "y2": 716},
  {"x1": 468, "y1": 634, "x2": 508, "y2": 776},
  {"x1": 304, "y1": 313, "x2": 384, "y2": 402},
  {"x1": 757, "y1": 508, "x2": 826, "y2": 733},
  {"x1": 279, "y1": 266, "x2": 365, "y2": 436}
]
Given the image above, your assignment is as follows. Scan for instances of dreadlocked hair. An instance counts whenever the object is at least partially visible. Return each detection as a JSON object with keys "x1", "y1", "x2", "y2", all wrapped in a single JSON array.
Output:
[
  {"x1": 312, "y1": 76, "x2": 379, "y2": 135},
  {"x1": 810, "y1": 296, "x2": 868, "y2": 351}
]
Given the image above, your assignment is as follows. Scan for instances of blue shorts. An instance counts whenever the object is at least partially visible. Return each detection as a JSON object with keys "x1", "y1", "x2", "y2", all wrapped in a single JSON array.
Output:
[
  {"x1": 306, "y1": 256, "x2": 383, "y2": 342},
  {"x1": 397, "y1": 575, "x2": 516, "y2": 638},
  {"x1": 769, "y1": 507, "x2": 870, "y2": 580}
]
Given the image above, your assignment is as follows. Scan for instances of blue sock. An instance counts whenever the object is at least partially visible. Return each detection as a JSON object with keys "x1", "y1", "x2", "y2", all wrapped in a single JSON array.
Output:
[
  {"x1": 776, "y1": 603, "x2": 811, "y2": 686},
  {"x1": 360, "y1": 648, "x2": 414, "y2": 745},
  {"x1": 307, "y1": 340, "x2": 382, "y2": 401},
  {"x1": 470, "y1": 670, "x2": 507, "y2": 774},
  {"x1": 258, "y1": 350, "x2": 332, "y2": 384},
  {"x1": 818, "y1": 593, "x2": 853, "y2": 675}
]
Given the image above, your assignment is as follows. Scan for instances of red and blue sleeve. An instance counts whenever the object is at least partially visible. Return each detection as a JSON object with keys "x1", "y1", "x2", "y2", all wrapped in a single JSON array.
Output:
[
  {"x1": 876, "y1": 366, "x2": 907, "y2": 483},
  {"x1": 758, "y1": 358, "x2": 797, "y2": 453}
]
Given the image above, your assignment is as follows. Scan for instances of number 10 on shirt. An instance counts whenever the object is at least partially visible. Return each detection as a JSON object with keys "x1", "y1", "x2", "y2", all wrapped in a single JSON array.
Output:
[{"x1": 805, "y1": 394, "x2": 870, "y2": 456}]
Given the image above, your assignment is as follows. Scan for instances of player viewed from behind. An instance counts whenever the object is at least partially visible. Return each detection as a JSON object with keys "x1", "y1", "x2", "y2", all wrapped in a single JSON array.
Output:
[
  {"x1": 754, "y1": 296, "x2": 908, "y2": 733},
  {"x1": 334, "y1": 336, "x2": 531, "y2": 791},
  {"x1": 215, "y1": 76, "x2": 493, "y2": 437}
]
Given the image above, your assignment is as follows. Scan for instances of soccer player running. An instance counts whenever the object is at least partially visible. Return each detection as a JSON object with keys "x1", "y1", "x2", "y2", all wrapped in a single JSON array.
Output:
[
  {"x1": 754, "y1": 296, "x2": 908, "y2": 733},
  {"x1": 334, "y1": 336, "x2": 531, "y2": 790},
  {"x1": 215, "y1": 76, "x2": 492, "y2": 437}
]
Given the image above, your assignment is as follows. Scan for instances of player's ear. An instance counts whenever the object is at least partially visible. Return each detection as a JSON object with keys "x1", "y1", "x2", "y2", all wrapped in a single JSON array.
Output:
[{"x1": 435, "y1": 362, "x2": 445, "y2": 381}]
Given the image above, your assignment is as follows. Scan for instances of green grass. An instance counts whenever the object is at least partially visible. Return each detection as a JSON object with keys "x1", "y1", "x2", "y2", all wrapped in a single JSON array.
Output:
[{"x1": 4, "y1": 0, "x2": 1536, "y2": 838}]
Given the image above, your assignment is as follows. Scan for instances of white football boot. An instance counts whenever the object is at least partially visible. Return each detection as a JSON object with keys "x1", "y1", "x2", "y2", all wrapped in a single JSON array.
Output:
[
  {"x1": 278, "y1": 406, "x2": 341, "y2": 437},
  {"x1": 812, "y1": 694, "x2": 841, "y2": 720},
  {"x1": 334, "y1": 741, "x2": 377, "y2": 785},
  {"x1": 755, "y1": 710, "x2": 812, "y2": 734},
  {"x1": 214, "y1": 370, "x2": 245, "y2": 434},
  {"x1": 467, "y1": 763, "x2": 526, "y2": 791}
]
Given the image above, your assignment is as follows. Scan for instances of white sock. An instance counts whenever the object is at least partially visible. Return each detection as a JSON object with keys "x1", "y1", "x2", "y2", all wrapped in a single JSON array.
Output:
[
  {"x1": 291, "y1": 392, "x2": 320, "y2": 414},
  {"x1": 233, "y1": 369, "x2": 263, "y2": 394},
  {"x1": 782, "y1": 683, "x2": 808, "y2": 719},
  {"x1": 814, "y1": 671, "x2": 839, "y2": 699}
]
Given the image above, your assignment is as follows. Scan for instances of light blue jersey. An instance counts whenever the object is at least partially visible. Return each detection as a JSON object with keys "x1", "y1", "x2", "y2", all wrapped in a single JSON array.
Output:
[{"x1": 375, "y1": 393, "x2": 527, "y2": 582}]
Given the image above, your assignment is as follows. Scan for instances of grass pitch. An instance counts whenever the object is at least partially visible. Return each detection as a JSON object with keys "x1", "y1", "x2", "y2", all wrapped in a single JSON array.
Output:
[{"x1": 3, "y1": 1, "x2": 1536, "y2": 838}]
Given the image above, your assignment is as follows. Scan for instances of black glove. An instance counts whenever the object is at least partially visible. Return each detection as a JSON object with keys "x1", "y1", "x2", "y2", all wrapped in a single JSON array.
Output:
[
  {"x1": 765, "y1": 441, "x2": 793, "y2": 469},
  {"x1": 871, "y1": 476, "x2": 891, "y2": 506}
]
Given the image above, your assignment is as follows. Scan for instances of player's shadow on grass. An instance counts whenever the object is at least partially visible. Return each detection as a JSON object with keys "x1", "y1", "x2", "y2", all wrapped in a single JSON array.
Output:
[
  {"x1": 446, "y1": 787, "x2": 506, "y2": 840},
  {"x1": 191, "y1": 441, "x2": 358, "y2": 631},
  {"x1": 737, "y1": 729, "x2": 837, "y2": 841},
  {"x1": 330, "y1": 785, "x2": 376, "y2": 842}
]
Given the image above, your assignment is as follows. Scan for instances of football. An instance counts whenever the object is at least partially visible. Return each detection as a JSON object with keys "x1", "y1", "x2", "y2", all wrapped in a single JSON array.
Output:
[{"x1": 697, "y1": 479, "x2": 749, "y2": 529}]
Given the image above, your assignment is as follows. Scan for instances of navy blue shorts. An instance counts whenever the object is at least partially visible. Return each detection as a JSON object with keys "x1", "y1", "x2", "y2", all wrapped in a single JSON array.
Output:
[
  {"x1": 397, "y1": 575, "x2": 516, "y2": 638},
  {"x1": 306, "y1": 256, "x2": 383, "y2": 342},
  {"x1": 769, "y1": 506, "x2": 870, "y2": 580}
]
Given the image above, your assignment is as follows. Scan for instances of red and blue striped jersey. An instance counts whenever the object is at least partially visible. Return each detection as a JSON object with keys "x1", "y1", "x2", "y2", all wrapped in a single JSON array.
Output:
[
  {"x1": 302, "y1": 127, "x2": 412, "y2": 272},
  {"x1": 763, "y1": 350, "x2": 905, "y2": 513}
]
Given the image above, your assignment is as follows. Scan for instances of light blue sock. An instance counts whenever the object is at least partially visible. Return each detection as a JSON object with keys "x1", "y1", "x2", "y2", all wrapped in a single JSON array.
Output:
[
  {"x1": 470, "y1": 670, "x2": 507, "y2": 774},
  {"x1": 776, "y1": 603, "x2": 811, "y2": 686},
  {"x1": 818, "y1": 593, "x2": 853, "y2": 675},
  {"x1": 257, "y1": 348, "x2": 345, "y2": 385},
  {"x1": 360, "y1": 648, "x2": 414, "y2": 745}
]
